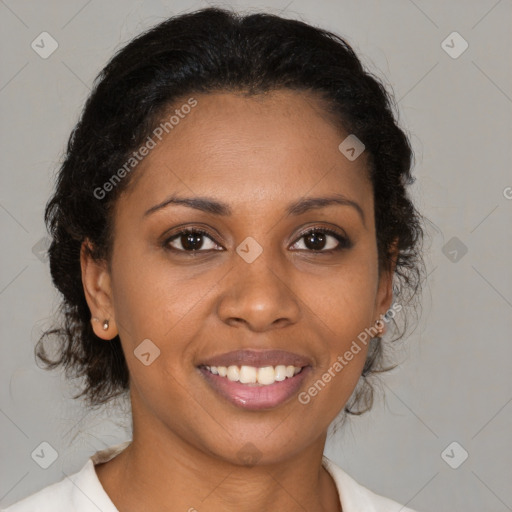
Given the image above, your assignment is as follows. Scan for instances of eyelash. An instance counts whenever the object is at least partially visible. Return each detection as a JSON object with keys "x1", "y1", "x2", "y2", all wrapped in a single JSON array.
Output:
[
  {"x1": 163, "y1": 227, "x2": 352, "y2": 254},
  {"x1": 292, "y1": 227, "x2": 352, "y2": 252}
]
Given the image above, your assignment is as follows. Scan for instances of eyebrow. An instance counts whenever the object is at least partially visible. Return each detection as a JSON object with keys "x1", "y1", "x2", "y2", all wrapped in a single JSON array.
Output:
[{"x1": 144, "y1": 193, "x2": 365, "y2": 225}]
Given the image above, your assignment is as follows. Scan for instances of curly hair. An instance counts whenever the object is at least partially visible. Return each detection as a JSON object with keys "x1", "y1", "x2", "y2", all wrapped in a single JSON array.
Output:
[{"x1": 36, "y1": 7, "x2": 425, "y2": 416}]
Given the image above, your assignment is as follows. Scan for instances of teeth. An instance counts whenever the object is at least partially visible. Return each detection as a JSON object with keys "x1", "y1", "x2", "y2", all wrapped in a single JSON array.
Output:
[
  {"x1": 257, "y1": 366, "x2": 275, "y2": 385},
  {"x1": 227, "y1": 365, "x2": 240, "y2": 382},
  {"x1": 274, "y1": 365, "x2": 287, "y2": 381},
  {"x1": 205, "y1": 364, "x2": 303, "y2": 385}
]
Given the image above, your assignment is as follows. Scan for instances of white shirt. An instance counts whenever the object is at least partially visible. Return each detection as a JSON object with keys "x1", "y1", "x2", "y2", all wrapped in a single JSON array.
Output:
[{"x1": 2, "y1": 442, "x2": 417, "y2": 512}]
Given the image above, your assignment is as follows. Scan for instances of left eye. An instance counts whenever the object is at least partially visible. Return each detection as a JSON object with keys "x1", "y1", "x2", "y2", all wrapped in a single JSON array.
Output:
[{"x1": 290, "y1": 229, "x2": 349, "y2": 252}]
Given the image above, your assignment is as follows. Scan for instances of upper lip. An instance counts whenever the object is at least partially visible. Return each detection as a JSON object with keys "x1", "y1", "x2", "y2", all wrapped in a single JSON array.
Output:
[{"x1": 199, "y1": 349, "x2": 312, "y2": 368}]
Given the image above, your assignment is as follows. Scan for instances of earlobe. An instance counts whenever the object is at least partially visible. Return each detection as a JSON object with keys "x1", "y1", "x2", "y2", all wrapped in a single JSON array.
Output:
[
  {"x1": 90, "y1": 316, "x2": 117, "y2": 339},
  {"x1": 81, "y1": 240, "x2": 118, "y2": 340}
]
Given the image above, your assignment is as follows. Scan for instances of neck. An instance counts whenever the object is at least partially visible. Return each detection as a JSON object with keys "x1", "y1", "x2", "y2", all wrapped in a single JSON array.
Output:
[
  {"x1": 95, "y1": 419, "x2": 341, "y2": 512},
  {"x1": 94, "y1": 386, "x2": 341, "y2": 512}
]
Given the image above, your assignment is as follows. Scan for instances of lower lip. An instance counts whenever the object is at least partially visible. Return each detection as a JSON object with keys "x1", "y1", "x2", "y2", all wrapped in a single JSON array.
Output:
[{"x1": 198, "y1": 366, "x2": 311, "y2": 411}]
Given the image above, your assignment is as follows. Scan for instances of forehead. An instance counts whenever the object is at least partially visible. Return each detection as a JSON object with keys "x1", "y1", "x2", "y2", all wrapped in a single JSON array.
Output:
[{"x1": 116, "y1": 90, "x2": 373, "y2": 217}]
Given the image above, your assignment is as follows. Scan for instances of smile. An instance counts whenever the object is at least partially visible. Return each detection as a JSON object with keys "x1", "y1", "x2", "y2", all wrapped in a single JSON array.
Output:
[
  {"x1": 198, "y1": 349, "x2": 313, "y2": 410},
  {"x1": 204, "y1": 364, "x2": 303, "y2": 386}
]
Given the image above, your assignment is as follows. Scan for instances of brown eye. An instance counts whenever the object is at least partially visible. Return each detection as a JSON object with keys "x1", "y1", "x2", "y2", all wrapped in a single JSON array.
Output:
[
  {"x1": 166, "y1": 229, "x2": 221, "y2": 252},
  {"x1": 303, "y1": 231, "x2": 329, "y2": 251},
  {"x1": 290, "y1": 228, "x2": 351, "y2": 252}
]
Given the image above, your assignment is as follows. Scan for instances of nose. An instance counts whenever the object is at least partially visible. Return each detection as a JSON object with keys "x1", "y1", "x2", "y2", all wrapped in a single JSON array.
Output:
[{"x1": 216, "y1": 251, "x2": 301, "y2": 332}]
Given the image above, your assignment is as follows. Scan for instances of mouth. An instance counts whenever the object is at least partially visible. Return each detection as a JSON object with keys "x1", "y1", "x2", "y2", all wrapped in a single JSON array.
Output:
[{"x1": 197, "y1": 349, "x2": 312, "y2": 411}]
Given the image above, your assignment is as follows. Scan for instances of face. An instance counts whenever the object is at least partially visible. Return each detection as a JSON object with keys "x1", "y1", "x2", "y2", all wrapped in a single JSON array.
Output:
[{"x1": 83, "y1": 90, "x2": 394, "y2": 465}]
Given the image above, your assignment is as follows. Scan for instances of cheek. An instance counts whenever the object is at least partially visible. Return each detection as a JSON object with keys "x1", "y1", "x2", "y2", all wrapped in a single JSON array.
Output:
[
  {"x1": 298, "y1": 280, "x2": 373, "y2": 418},
  {"x1": 109, "y1": 246, "x2": 212, "y2": 344},
  {"x1": 109, "y1": 251, "x2": 201, "y2": 404},
  {"x1": 302, "y1": 249, "x2": 378, "y2": 393},
  {"x1": 304, "y1": 251, "x2": 379, "y2": 341}
]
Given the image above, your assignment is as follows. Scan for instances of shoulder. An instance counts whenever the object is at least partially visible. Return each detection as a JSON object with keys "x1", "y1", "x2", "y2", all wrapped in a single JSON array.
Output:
[{"x1": 322, "y1": 455, "x2": 419, "y2": 512}]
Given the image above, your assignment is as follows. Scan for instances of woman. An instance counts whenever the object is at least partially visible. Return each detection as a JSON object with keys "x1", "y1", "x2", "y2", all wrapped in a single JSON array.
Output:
[{"x1": 3, "y1": 8, "x2": 424, "y2": 512}]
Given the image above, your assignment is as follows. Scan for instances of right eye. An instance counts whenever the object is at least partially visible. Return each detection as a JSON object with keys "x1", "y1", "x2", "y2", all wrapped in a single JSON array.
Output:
[{"x1": 165, "y1": 229, "x2": 223, "y2": 252}]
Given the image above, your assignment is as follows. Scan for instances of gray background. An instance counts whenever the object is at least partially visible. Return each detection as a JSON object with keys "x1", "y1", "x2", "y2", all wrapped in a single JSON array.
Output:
[{"x1": 1, "y1": 1, "x2": 511, "y2": 510}]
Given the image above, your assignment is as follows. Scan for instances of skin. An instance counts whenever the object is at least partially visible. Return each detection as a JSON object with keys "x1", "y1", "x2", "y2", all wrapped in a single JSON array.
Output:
[{"x1": 81, "y1": 90, "x2": 396, "y2": 512}]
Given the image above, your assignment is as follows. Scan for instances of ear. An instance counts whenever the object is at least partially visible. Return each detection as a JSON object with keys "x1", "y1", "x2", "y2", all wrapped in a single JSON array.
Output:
[
  {"x1": 80, "y1": 240, "x2": 118, "y2": 340},
  {"x1": 374, "y1": 238, "x2": 399, "y2": 335}
]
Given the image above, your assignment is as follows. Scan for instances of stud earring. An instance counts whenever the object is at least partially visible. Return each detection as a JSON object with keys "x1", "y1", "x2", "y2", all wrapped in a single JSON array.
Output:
[
  {"x1": 375, "y1": 319, "x2": 385, "y2": 337},
  {"x1": 102, "y1": 319, "x2": 110, "y2": 331}
]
